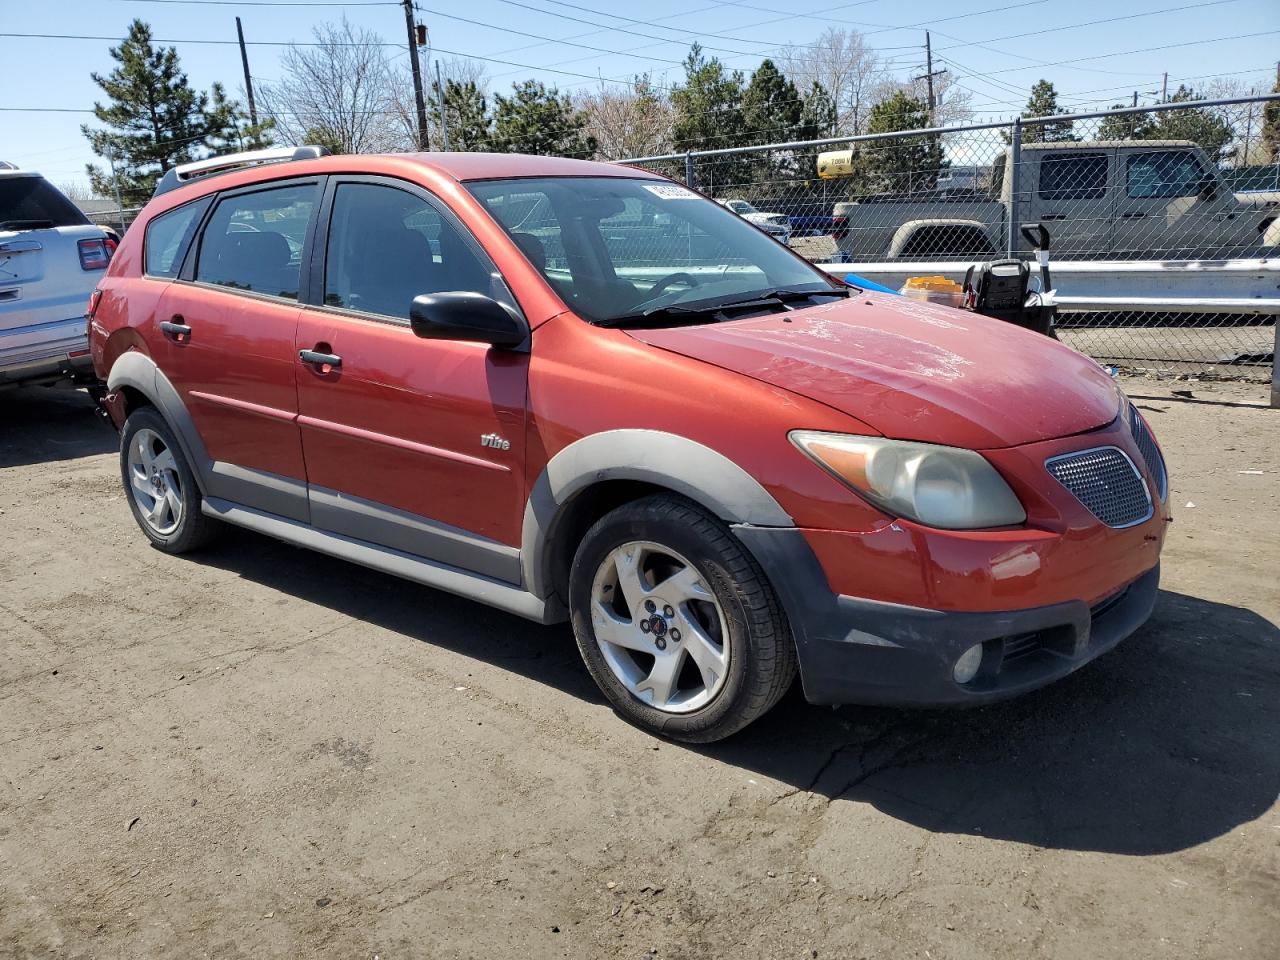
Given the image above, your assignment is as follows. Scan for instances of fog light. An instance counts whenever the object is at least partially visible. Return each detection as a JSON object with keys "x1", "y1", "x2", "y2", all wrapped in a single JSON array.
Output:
[{"x1": 952, "y1": 643, "x2": 984, "y2": 684}]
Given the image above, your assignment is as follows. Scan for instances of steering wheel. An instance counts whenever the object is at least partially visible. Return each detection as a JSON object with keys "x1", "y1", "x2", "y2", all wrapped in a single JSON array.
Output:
[{"x1": 630, "y1": 271, "x2": 701, "y2": 313}]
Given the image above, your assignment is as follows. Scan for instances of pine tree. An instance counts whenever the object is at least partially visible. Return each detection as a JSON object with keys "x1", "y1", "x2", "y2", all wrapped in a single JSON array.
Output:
[
  {"x1": 1098, "y1": 103, "x2": 1157, "y2": 141},
  {"x1": 1020, "y1": 79, "x2": 1075, "y2": 143},
  {"x1": 303, "y1": 126, "x2": 346, "y2": 155},
  {"x1": 81, "y1": 20, "x2": 252, "y2": 204},
  {"x1": 1153, "y1": 85, "x2": 1235, "y2": 159},
  {"x1": 431, "y1": 79, "x2": 491, "y2": 151},
  {"x1": 206, "y1": 83, "x2": 275, "y2": 155},
  {"x1": 491, "y1": 80, "x2": 596, "y2": 157},
  {"x1": 670, "y1": 45, "x2": 745, "y2": 154},
  {"x1": 860, "y1": 92, "x2": 945, "y2": 194}
]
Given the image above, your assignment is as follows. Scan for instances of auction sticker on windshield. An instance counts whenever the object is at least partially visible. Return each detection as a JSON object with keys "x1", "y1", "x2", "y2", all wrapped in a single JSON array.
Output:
[{"x1": 643, "y1": 184, "x2": 699, "y2": 200}]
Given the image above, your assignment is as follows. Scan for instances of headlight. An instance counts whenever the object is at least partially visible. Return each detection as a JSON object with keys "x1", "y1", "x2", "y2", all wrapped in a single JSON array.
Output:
[{"x1": 789, "y1": 431, "x2": 1026, "y2": 530}]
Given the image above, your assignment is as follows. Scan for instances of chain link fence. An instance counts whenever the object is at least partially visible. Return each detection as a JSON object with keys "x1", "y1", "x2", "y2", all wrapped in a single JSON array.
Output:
[{"x1": 623, "y1": 95, "x2": 1279, "y2": 384}]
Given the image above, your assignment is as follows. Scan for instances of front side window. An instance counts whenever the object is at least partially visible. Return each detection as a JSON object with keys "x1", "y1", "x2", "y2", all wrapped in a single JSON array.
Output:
[
  {"x1": 1038, "y1": 153, "x2": 1108, "y2": 201},
  {"x1": 468, "y1": 177, "x2": 837, "y2": 325},
  {"x1": 323, "y1": 182, "x2": 500, "y2": 320},
  {"x1": 144, "y1": 197, "x2": 211, "y2": 278},
  {"x1": 195, "y1": 184, "x2": 316, "y2": 300},
  {"x1": 1126, "y1": 150, "x2": 1205, "y2": 198}
]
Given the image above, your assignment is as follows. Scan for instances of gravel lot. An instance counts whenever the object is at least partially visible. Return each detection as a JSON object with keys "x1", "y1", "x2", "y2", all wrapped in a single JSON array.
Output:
[{"x1": 2, "y1": 378, "x2": 1277, "y2": 960}]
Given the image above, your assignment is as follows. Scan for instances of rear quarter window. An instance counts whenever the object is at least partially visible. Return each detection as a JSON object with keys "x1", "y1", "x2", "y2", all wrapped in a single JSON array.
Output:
[
  {"x1": 0, "y1": 176, "x2": 89, "y2": 229},
  {"x1": 144, "y1": 197, "x2": 212, "y2": 278}
]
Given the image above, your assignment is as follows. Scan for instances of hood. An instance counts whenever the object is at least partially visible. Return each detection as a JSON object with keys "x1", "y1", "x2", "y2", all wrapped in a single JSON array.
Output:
[{"x1": 627, "y1": 294, "x2": 1120, "y2": 449}]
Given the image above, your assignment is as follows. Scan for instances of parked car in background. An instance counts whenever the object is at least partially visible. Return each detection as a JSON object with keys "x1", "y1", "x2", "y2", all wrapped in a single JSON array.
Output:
[
  {"x1": 824, "y1": 140, "x2": 1280, "y2": 261},
  {"x1": 90, "y1": 147, "x2": 1167, "y2": 742},
  {"x1": 716, "y1": 198, "x2": 792, "y2": 245},
  {"x1": 1, "y1": 167, "x2": 114, "y2": 387}
]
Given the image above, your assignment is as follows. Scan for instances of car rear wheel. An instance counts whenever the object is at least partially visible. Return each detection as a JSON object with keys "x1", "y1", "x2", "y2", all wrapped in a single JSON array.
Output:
[
  {"x1": 569, "y1": 494, "x2": 796, "y2": 742},
  {"x1": 120, "y1": 407, "x2": 216, "y2": 553}
]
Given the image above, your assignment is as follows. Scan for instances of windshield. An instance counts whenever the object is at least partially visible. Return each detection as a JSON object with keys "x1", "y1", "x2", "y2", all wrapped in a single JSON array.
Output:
[
  {"x1": 466, "y1": 177, "x2": 837, "y2": 325},
  {"x1": 727, "y1": 200, "x2": 755, "y2": 214},
  {"x1": 0, "y1": 176, "x2": 89, "y2": 230}
]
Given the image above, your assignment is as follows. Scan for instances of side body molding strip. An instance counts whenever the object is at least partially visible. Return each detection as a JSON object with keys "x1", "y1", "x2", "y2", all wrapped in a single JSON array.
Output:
[{"x1": 521, "y1": 429, "x2": 794, "y2": 601}]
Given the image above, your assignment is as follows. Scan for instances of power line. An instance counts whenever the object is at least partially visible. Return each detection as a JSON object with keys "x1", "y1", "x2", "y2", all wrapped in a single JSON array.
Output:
[{"x1": 415, "y1": 5, "x2": 687, "y2": 65}]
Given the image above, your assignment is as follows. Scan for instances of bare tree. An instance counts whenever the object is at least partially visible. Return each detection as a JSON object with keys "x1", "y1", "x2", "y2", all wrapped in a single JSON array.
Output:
[
  {"x1": 256, "y1": 18, "x2": 407, "y2": 153},
  {"x1": 57, "y1": 181, "x2": 102, "y2": 204},
  {"x1": 882, "y1": 73, "x2": 974, "y2": 128},
  {"x1": 778, "y1": 28, "x2": 885, "y2": 136},
  {"x1": 575, "y1": 75, "x2": 673, "y2": 160}
]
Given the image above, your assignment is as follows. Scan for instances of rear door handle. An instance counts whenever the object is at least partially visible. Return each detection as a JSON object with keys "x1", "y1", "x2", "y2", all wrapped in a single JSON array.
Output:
[
  {"x1": 1041, "y1": 213, "x2": 1067, "y2": 221},
  {"x1": 159, "y1": 317, "x2": 192, "y2": 342},
  {"x1": 299, "y1": 348, "x2": 342, "y2": 371}
]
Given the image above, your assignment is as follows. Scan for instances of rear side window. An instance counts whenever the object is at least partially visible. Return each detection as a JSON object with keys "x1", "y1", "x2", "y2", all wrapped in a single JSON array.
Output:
[
  {"x1": 0, "y1": 176, "x2": 89, "y2": 229},
  {"x1": 196, "y1": 184, "x2": 317, "y2": 300},
  {"x1": 1126, "y1": 150, "x2": 1204, "y2": 198},
  {"x1": 144, "y1": 197, "x2": 211, "y2": 278},
  {"x1": 1038, "y1": 153, "x2": 1108, "y2": 201}
]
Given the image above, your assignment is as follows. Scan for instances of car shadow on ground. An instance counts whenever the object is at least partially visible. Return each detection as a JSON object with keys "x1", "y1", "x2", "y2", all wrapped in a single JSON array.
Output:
[
  {"x1": 0, "y1": 386, "x2": 115, "y2": 467},
  {"x1": 192, "y1": 527, "x2": 1278, "y2": 857}
]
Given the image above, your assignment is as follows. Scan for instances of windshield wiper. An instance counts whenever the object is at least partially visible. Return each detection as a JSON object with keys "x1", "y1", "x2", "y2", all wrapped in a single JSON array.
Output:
[
  {"x1": 0, "y1": 219, "x2": 55, "y2": 232},
  {"x1": 599, "y1": 285, "x2": 851, "y2": 329}
]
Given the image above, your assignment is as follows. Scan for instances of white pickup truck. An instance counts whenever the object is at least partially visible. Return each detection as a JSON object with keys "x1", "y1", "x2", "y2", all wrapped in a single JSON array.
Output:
[
  {"x1": 1, "y1": 168, "x2": 114, "y2": 388},
  {"x1": 827, "y1": 140, "x2": 1280, "y2": 261}
]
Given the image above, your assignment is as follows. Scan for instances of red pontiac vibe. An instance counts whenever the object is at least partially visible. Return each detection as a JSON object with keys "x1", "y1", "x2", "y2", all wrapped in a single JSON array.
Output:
[{"x1": 88, "y1": 147, "x2": 1170, "y2": 742}]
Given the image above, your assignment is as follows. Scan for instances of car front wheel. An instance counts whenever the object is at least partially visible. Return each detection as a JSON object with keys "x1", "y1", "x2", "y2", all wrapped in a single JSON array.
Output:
[{"x1": 569, "y1": 494, "x2": 796, "y2": 742}]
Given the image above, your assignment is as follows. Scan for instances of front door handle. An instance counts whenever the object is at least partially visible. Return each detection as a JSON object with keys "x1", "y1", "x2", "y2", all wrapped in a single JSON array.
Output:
[
  {"x1": 299, "y1": 348, "x2": 342, "y2": 372},
  {"x1": 1120, "y1": 212, "x2": 1147, "y2": 220},
  {"x1": 159, "y1": 316, "x2": 192, "y2": 342},
  {"x1": 1041, "y1": 213, "x2": 1068, "y2": 221}
]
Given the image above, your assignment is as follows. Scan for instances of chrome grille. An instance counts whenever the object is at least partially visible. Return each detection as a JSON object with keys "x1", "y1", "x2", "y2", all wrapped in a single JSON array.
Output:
[
  {"x1": 1128, "y1": 406, "x2": 1168, "y2": 501},
  {"x1": 1046, "y1": 447, "x2": 1153, "y2": 528}
]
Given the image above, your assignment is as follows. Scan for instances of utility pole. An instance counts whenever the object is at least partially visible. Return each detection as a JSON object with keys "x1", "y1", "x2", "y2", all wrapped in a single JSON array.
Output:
[
  {"x1": 913, "y1": 31, "x2": 947, "y2": 121},
  {"x1": 105, "y1": 144, "x2": 125, "y2": 235},
  {"x1": 235, "y1": 16, "x2": 257, "y2": 128},
  {"x1": 1161, "y1": 72, "x2": 1168, "y2": 103},
  {"x1": 401, "y1": 0, "x2": 429, "y2": 150},
  {"x1": 1132, "y1": 91, "x2": 1138, "y2": 107},
  {"x1": 434, "y1": 60, "x2": 450, "y2": 151},
  {"x1": 1243, "y1": 88, "x2": 1256, "y2": 164}
]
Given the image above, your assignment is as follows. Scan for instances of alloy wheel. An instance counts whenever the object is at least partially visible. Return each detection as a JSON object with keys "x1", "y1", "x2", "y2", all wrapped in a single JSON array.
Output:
[
  {"x1": 126, "y1": 427, "x2": 184, "y2": 537},
  {"x1": 589, "y1": 540, "x2": 730, "y2": 714}
]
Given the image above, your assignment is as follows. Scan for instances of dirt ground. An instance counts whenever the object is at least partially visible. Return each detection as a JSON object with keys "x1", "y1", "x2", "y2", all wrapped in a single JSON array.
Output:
[{"x1": 2, "y1": 377, "x2": 1277, "y2": 960}]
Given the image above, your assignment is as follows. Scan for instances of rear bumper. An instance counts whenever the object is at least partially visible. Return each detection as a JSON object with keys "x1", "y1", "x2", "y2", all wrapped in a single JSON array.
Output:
[
  {"x1": 733, "y1": 525, "x2": 1159, "y2": 707},
  {"x1": 0, "y1": 315, "x2": 93, "y2": 386}
]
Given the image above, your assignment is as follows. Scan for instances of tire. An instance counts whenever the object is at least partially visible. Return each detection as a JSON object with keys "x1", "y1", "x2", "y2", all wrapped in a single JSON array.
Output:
[
  {"x1": 569, "y1": 494, "x2": 797, "y2": 743},
  {"x1": 119, "y1": 406, "x2": 217, "y2": 553}
]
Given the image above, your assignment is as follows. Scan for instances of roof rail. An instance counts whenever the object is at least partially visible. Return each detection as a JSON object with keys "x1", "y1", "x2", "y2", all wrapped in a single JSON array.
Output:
[{"x1": 152, "y1": 145, "x2": 331, "y2": 198}]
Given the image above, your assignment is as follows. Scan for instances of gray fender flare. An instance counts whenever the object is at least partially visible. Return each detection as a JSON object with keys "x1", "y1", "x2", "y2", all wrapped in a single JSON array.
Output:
[
  {"x1": 888, "y1": 218, "x2": 993, "y2": 258},
  {"x1": 107, "y1": 351, "x2": 213, "y2": 493},
  {"x1": 520, "y1": 429, "x2": 793, "y2": 600}
]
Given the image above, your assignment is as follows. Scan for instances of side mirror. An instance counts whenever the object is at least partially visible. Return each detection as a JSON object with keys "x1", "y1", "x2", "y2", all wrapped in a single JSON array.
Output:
[
  {"x1": 409, "y1": 291, "x2": 526, "y2": 348},
  {"x1": 1198, "y1": 174, "x2": 1219, "y2": 202}
]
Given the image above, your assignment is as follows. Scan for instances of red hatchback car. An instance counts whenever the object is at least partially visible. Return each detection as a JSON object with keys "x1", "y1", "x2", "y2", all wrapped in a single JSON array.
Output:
[{"x1": 89, "y1": 147, "x2": 1169, "y2": 742}]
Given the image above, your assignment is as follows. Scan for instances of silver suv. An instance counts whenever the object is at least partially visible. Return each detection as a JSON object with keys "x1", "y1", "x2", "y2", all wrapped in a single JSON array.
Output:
[{"x1": 1, "y1": 167, "x2": 114, "y2": 387}]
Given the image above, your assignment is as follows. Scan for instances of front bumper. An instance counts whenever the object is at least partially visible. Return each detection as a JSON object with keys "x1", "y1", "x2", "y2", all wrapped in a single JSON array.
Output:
[{"x1": 733, "y1": 525, "x2": 1159, "y2": 707}]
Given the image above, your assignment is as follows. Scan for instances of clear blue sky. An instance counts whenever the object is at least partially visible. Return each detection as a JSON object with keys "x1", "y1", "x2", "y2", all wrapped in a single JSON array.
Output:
[{"x1": 2, "y1": 0, "x2": 1276, "y2": 188}]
